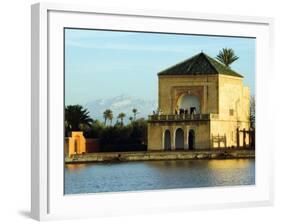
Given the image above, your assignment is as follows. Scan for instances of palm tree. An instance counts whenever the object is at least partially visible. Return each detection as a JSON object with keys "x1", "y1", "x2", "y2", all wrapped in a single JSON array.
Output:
[
  {"x1": 132, "y1": 108, "x2": 138, "y2": 121},
  {"x1": 103, "y1": 109, "x2": 113, "y2": 126},
  {"x1": 109, "y1": 113, "x2": 113, "y2": 126},
  {"x1": 216, "y1": 48, "x2": 239, "y2": 67},
  {"x1": 129, "y1": 116, "x2": 133, "y2": 123},
  {"x1": 117, "y1": 112, "x2": 126, "y2": 125},
  {"x1": 65, "y1": 105, "x2": 93, "y2": 131}
]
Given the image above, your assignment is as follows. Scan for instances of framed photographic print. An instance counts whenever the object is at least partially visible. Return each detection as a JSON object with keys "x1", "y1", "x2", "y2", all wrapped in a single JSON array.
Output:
[{"x1": 31, "y1": 2, "x2": 274, "y2": 221}]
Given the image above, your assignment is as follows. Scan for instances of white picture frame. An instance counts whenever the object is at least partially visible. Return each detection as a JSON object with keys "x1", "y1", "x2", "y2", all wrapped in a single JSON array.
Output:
[{"x1": 31, "y1": 2, "x2": 274, "y2": 221}]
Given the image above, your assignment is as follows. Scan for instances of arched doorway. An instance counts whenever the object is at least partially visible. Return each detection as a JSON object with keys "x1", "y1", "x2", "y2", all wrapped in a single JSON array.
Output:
[
  {"x1": 74, "y1": 135, "x2": 80, "y2": 154},
  {"x1": 164, "y1": 130, "x2": 171, "y2": 150},
  {"x1": 74, "y1": 139, "x2": 78, "y2": 154},
  {"x1": 177, "y1": 94, "x2": 200, "y2": 114},
  {"x1": 175, "y1": 128, "x2": 184, "y2": 149},
  {"x1": 188, "y1": 129, "x2": 195, "y2": 150}
]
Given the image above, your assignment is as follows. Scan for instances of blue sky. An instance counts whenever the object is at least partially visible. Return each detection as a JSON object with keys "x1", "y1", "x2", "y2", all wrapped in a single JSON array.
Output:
[{"x1": 65, "y1": 29, "x2": 255, "y2": 105}]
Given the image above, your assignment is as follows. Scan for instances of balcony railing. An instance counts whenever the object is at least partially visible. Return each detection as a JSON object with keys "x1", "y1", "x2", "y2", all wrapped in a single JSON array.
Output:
[{"x1": 148, "y1": 113, "x2": 218, "y2": 122}]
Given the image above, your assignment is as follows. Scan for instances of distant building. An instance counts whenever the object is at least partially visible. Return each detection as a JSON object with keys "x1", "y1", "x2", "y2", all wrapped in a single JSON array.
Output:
[
  {"x1": 65, "y1": 132, "x2": 86, "y2": 157},
  {"x1": 65, "y1": 131, "x2": 100, "y2": 157},
  {"x1": 147, "y1": 52, "x2": 251, "y2": 150}
]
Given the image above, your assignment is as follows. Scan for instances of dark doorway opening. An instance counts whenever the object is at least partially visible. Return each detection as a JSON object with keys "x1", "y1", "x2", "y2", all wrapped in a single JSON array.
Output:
[
  {"x1": 164, "y1": 130, "x2": 171, "y2": 150},
  {"x1": 175, "y1": 128, "x2": 184, "y2": 149},
  {"x1": 188, "y1": 130, "x2": 195, "y2": 150}
]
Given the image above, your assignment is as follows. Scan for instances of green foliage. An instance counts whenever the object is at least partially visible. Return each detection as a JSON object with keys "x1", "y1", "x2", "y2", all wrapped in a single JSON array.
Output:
[
  {"x1": 65, "y1": 105, "x2": 93, "y2": 134},
  {"x1": 117, "y1": 112, "x2": 126, "y2": 125},
  {"x1": 100, "y1": 125, "x2": 132, "y2": 145},
  {"x1": 65, "y1": 105, "x2": 148, "y2": 151},
  {"x1": 103, "y1": 109, "x2": 113, "y2": 125},
  {"x1": 130, "y1": 118, "x2": 148, "y2": 145},
  {"x1": 99, "y1": 118, "x2": 148, "y2": 146},
  {"x1": 216, "y1": 48, "x2": 239, "y2": 67},
  {"x1": 83, "y1": 119, "x2": 104, "y2": 138},
  {"x1": 132, "y1": 108, "x2": 138, "y2": 120}
]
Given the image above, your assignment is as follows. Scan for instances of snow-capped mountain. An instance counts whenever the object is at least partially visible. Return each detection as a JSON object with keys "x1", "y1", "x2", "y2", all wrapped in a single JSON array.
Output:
[{"x1": 85, "y1": 95, "x2": 157, "y2": 123}]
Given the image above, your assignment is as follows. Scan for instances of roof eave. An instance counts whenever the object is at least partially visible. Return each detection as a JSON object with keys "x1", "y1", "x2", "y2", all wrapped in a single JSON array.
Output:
[{"x1": 219, "y1": 73, "x2": 244, "y2": 78}]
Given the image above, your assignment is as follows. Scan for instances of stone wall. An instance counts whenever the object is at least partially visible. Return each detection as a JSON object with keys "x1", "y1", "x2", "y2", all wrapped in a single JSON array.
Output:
[
  {"x1": 218, "y1": 75, "x2": 250, "y2": 122},
  {"x1": 65, "y1": 150, "x2": 255, "y2": 163},
  {"x1": 64, "y1": 138, "x2": 100, "y2": 156},
  {"x1": 210, "y1": 119, "x2": 250, "y2": 148},
  {"x1": 147, "y1": 122, "x2": 163, "y2": 150},
  {"x1": 86, "y1": 138, "x2": 100, "y2": 153},
  {"x1": 147, "y1": 120, "x2": 210, "y2": 150},
  {"x1": 65, "y1": 132, "x2": 86, "y2": 157},
  {"x1": 147, "y1": 73, "x2": 251, "y2": 151},
  {"x1": 158, "y1": 75, "x2": 219, "y2": 114},
  {"x1": 65, "y1": 135, "x2": 100, "y2": 156}
]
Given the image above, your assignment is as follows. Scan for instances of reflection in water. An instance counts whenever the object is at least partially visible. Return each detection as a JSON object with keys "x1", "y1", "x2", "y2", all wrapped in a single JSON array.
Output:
[
  {"x1": 208, "y1": 159, "x2": 250, "y2": 169},
  {"x1": 64, "y1": 159, "x2": 255, "y2": 194},
  {"x1": 66, "y1": 163, "x2": 87, "y2": 171}
]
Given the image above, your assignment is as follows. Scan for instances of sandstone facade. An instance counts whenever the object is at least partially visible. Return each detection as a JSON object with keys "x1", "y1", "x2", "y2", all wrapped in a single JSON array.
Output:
[{"x1": 147, "y1": 53, "x2": 251, "y2": 150}]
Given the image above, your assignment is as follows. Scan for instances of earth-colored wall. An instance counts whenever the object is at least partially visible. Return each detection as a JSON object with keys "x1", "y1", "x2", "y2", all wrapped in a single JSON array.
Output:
[
  {"x1": 210, "y1": 119, "x2": 250, "y2": 148},
  {"x1": 86, "y1": 138, "x2": 100, "y2": 153},
  {"x1": 148, "y1": 73, "x2": 251, "y2": 151},
  {"x1": 65, "y1": 150, "x2": 255, "y2": 163},
  {"x1": 65, "y1": 132, "x2": 86, "y2": 157},
  {"x1": 147, "y1": 123, "x2": 163, "y2": 150},
  {"x1": 210, "y1": 75, "x2": 250, "y2": 148},
  {"x1": 218, "y1": 75, "x2": 250, "y2": 122},
  {"x1": 147, "y1": 121, "x2": 210, "y2": 150},
  {"x1": 158, "y1": 75, "x2": 219, "y2": 114}
]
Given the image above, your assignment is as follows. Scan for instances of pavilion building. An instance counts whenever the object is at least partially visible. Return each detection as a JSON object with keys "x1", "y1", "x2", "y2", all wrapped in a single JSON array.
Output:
[{"x1": 147, "y1": 52, "x2": 251, "y2": 150}]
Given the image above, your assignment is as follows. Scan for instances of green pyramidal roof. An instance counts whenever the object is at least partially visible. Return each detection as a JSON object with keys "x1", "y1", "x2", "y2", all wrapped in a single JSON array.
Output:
[{"x1": 158, "y1": 52, "x2": 243, "y2": 78}]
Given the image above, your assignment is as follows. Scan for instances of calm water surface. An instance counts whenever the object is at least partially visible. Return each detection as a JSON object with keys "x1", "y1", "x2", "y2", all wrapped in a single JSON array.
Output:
[{"x1": 64, "y1": 159, "x2": 255, "y2": 194}]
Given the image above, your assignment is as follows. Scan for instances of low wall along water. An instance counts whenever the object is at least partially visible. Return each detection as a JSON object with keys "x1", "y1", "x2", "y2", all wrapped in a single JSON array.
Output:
[{"x1": 65, "y1": 149, "x2": 255, "y2": 163}]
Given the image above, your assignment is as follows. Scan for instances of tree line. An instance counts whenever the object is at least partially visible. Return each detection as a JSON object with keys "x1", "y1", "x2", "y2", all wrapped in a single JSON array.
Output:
[
  {"x1": 103, "y1": 108, "x2": 138, "y2": 126},
  {"x1": 65, "y1": 105, "x2": 147, "y2": 151}
]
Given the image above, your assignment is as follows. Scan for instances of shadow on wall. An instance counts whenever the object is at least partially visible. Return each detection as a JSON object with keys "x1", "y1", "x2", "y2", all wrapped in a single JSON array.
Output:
[
  {"x1": 211, "y1": 134, "x2": 227, "y2": 148},
  {"x1": 211, "y1": 129, "x2": 255, "y2": 149}
]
